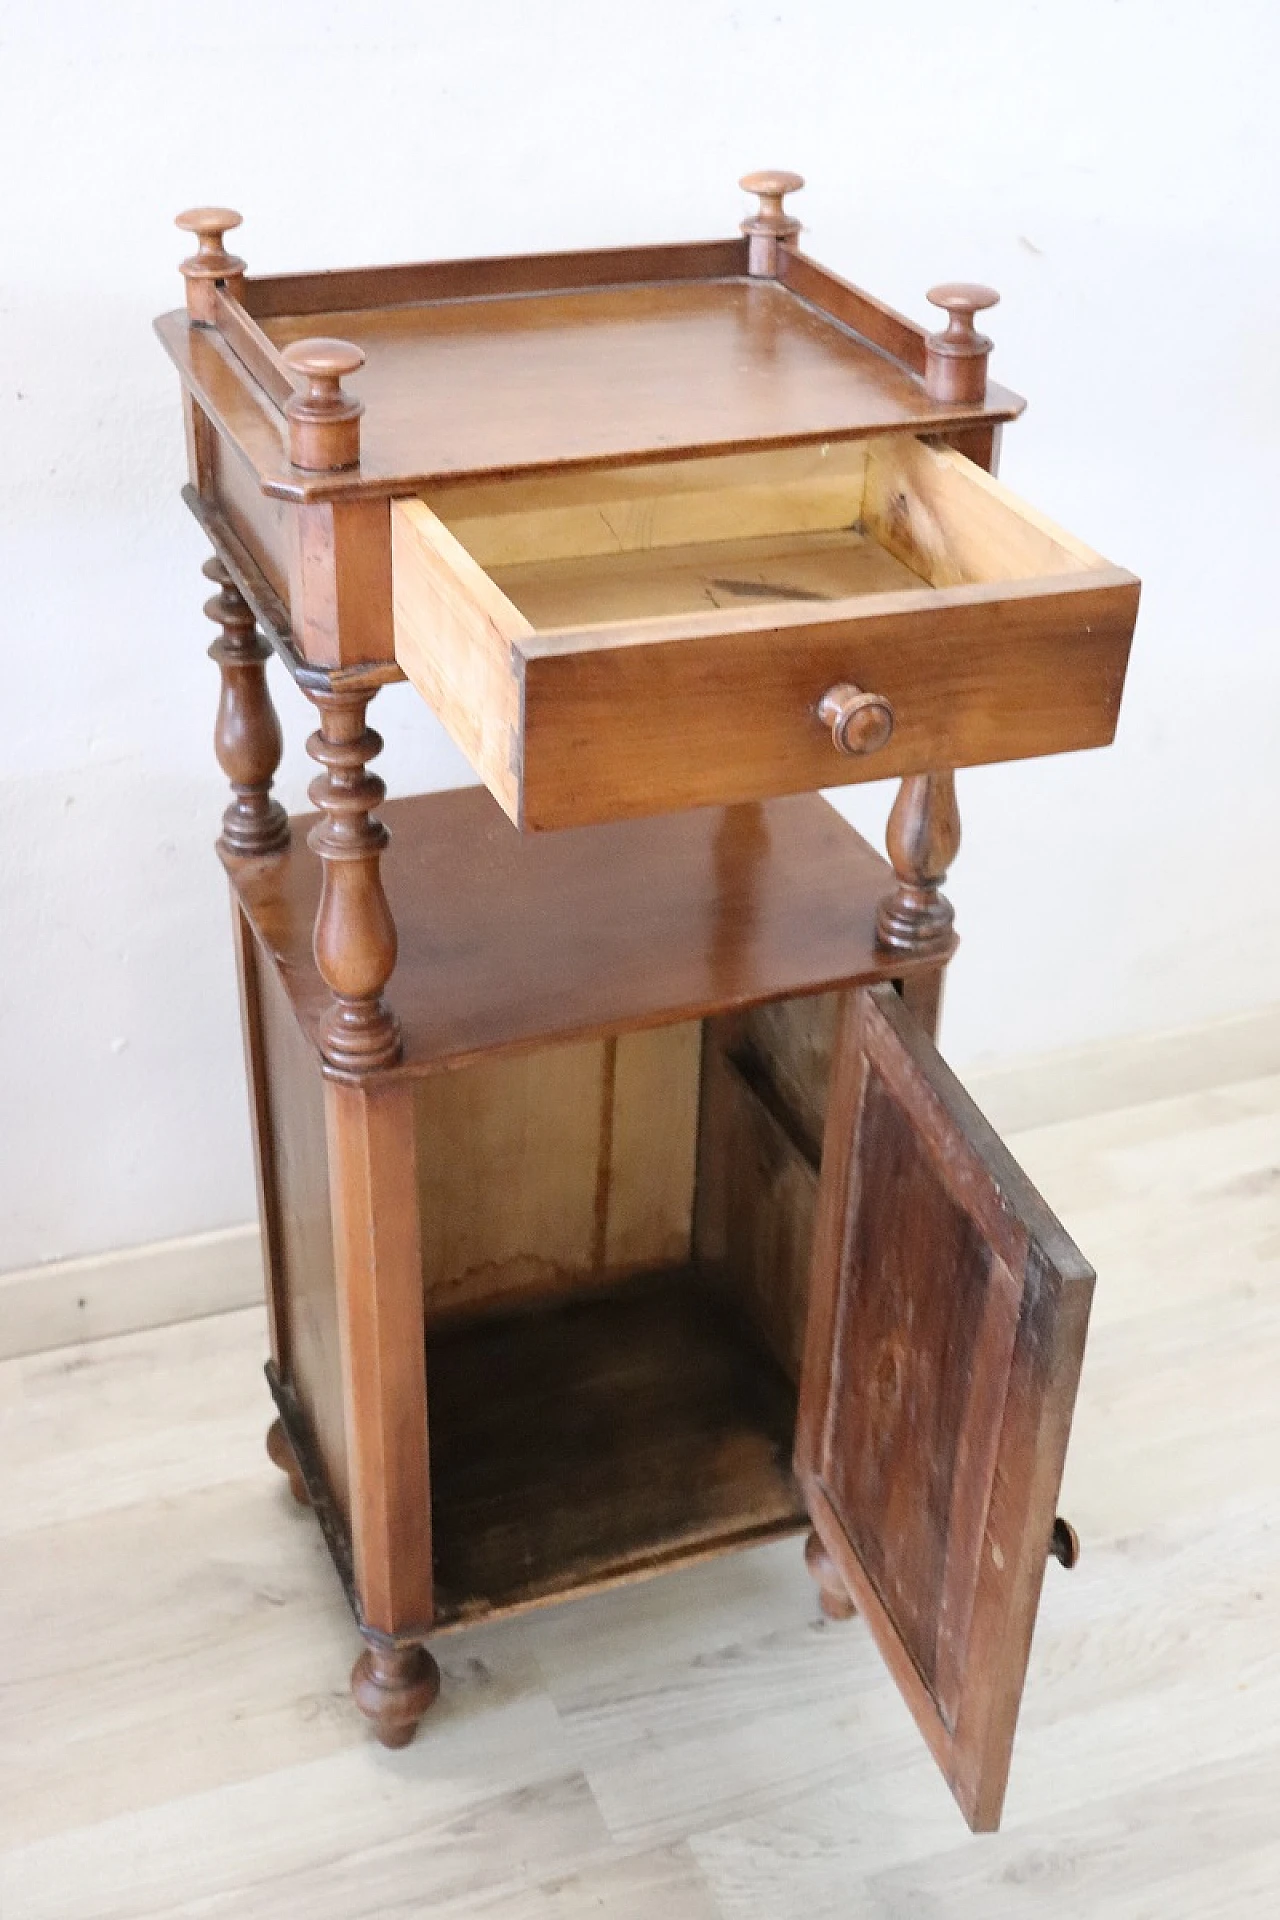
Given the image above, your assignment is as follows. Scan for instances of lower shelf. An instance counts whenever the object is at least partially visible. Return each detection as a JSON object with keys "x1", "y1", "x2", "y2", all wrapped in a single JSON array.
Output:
[
  {"x1": 229, "y1": 784, "x2": 938, "y2": 1076},
  {"x1": 426, "y1": 1271, "x2": 808, "y2": 1628}
]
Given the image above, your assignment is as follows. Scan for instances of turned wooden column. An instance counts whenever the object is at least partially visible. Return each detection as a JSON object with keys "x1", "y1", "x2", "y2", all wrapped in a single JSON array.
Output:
[
  {"x1": 204, "y1": 557, "x2": 289, "y2": 858},
  {"x1": 305, "y1": 689, "x2": 401, "y2": 1073},
  {"x1": 876, "y1": 772, "x2": 962, "y2": 1041}
]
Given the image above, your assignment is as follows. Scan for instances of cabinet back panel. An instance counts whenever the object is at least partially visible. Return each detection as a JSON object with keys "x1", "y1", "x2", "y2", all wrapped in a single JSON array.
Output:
[{"x1": 413, "y1": 1022, "x2": 701, "y2": 1325}]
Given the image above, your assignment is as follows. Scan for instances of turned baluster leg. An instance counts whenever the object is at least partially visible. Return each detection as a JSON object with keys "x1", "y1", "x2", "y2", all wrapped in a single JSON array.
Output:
[
  {"x1": 875, "y1": 772, "x2": 962, "y2": 1042},
  {"x1": 204, "y1": 557, "x2": 289, "y2": 859},
  {"x1": 305, "y1": 689, "x2": 401, "y2": 1074},
  {"x1": 805, "y1": 1529, "x2": 855, "y2": 1621}
]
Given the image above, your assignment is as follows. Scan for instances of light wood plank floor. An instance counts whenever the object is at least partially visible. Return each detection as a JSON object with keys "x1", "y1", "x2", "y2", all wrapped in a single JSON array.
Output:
[{"x1": 2, "y1": 1069, "x2": 1278, "y2": 1918}]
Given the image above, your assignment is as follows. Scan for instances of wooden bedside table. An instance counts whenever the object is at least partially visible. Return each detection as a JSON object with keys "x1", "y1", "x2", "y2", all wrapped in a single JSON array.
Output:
[{"x1": 158, "y1": 172, "x2": 1139, "y2": 1831}]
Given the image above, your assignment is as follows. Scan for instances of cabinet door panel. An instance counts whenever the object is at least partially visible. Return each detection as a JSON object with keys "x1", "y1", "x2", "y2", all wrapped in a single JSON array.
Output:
[{"x1": 796, "y1": 984, "x2": 1093, "y2": 1831}]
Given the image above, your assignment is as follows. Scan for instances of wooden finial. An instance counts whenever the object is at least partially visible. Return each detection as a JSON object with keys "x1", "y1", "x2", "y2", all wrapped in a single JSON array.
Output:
[
  {"x1": 739, "y1": 169, "x2": 804, "y2": 276},
  {"x1": 924, "y1": 283, "x2": 1000, "y2": 405},
  {"x1": 282, "y1": 338, "x2": 365, "y2": 472},
  {"x1": 176, "y1": 207, "x2": 245, "y2": 323}
]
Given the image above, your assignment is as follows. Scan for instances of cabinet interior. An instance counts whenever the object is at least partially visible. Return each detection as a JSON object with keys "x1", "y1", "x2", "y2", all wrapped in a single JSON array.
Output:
[{"x1": 415, "y1": 990, "x2": 844, "y2": 1626}]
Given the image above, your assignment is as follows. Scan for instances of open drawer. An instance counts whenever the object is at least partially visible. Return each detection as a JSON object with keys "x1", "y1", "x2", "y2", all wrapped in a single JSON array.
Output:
[{"x1": 391, "y1": 435, "x2": 1139, "y2": 831}]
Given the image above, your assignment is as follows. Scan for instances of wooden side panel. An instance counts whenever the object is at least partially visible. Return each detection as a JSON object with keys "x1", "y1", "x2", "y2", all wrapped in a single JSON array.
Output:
[
  {"x1": 863, "y1": 435, "x2": 1102, "y2": 587},
  {"x1": 255, "y1": 944, "x2": 349, "y2": 1521},
  {"x1": 391, "y1": 497, "x2": 528, "y2": 821},
  {"x1": 229, "y1": 904, "x2": 286, "y2": 1370},
  {"x1": 208, "y1": 432, "x2": 292, "y2": 606},
  {"x1": 693, "y1": 1032, "x2": 820, "y2": 1384},
  {"x1": 796, "y1": 985, "x2": 1095, "y2": 1831},
  {"x1": 414, "y1": 1024, "x2": 702, "y2": 1324},
  {"x1": 182, "y1": 394, "x2": 217, "y2": 493}
]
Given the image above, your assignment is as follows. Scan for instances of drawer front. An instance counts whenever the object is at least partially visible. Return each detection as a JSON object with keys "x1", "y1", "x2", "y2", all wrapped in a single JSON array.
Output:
[
  {"x1": 392, "y1": 436, "x2": 1140, "y2": 832},
  {"x1": 517, "y1": 573, "x2": 1136, "y2": 829}
]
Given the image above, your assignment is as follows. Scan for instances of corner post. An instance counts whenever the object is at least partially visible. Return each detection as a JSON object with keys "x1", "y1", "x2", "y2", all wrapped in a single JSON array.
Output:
[{"x1": 326, "y1": 1078, "x2": 438, "y2": 1746}]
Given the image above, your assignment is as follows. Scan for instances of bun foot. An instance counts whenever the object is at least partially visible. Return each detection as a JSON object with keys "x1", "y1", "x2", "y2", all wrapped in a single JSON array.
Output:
[
  {"x1": 351, "y1": 1642, "x2": 441, "y2": 1748},
  {"x1": 805, "y1": 1528, "x2": 856, "y2": 1621},
  {"x1": 265, "y1": 1417, "x2": 309, "y2": 1506}
]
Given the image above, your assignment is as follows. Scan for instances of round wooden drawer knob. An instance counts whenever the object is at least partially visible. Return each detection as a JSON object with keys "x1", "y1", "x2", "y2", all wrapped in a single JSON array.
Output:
[{"x1": 818, "y1": 683, "x2": 895, "y2": 756}]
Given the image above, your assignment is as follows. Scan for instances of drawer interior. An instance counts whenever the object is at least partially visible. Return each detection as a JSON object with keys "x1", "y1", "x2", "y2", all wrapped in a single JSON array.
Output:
[
  {"x1": 408, "y1": 433, "x2": 1104, "y2": 636},
  {"x1": 417, "y1": 992, "x2": 842, "y2": 1625},
  {"x1": 392, "y1": 430, "x2": 1135, "y2": 831}
]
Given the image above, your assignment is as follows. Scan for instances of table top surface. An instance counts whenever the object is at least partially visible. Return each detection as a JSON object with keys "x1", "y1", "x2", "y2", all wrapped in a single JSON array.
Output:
[
  {"x1": 158, "y1": 240, "x2": 1023, "y2": 501},
  {"x1": 260, "y1": 279, "x2": 1014, "y2": 486}
]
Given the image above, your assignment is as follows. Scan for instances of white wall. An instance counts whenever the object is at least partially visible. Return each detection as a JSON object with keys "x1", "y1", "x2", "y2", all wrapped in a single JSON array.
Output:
[{"x1": 3, "y1": 1, "x2": 1278, "y2": 1269}]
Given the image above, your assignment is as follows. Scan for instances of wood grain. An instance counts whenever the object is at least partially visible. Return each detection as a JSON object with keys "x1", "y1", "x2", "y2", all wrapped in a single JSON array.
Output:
[
  {"x1": 157, "y1": 264, "x2": 1023, "y2": 504},
  {"x1": 515, "y1": 571, "x2": 1137, "y2": 829},
  {"x1": 796, "y1": 985, "x2": 1095, "y2": 1830},
  {"x1": 242, "y1": 239, "x2": 752, "y2": 321},
  {"x1": 426, "y1": 1272, "x2": 807, "y2": 1628},
  {"x1": 863, "y1": 433, "x2": 1104, "y2": 586},
  {"x1": 726, "y1": 992, "x2": 843, "y2": 1164},
  {"x1": 324, "y1": 1080, "x2": 432, "y2": 1638},
  {"x1": 229, "y1": 786, "x2": 935, "y2": 1076},
  {"x1": 412, "y1": 1024, "x2": 700, "y2": 1323},
  {"x1": 258, "y1": 279, "x2": 1024, "y2": 491},
  {"x1": 3, "y1": 1056, "x2": 1277, "y2": 1913},
  {"x1": 391, "y1": 499, "x2": 528, "y2": 819},
  {"x1": 693, "y1": 1035, "x2": 821, "y2": 1384},
  {"x1": 490, "y1": 528, "x2": 923, "y2": 629},
  {"x1": 423, "y1": 440, "x2": 871, "y2": 568},
  {"x1": 253, "y1": 937, "x2": 348, "y2": 1520},
  {"x1": 605, "y1": 1024, "x2": 702, "y2": 1271},
  {"x1": 393, "y1": 432, "x2": 1137, "y2": 831}
]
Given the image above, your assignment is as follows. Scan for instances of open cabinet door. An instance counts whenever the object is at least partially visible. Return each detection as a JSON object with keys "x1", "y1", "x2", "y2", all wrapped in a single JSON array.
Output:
[{"x1": 795, "y1": 984, "x2": 1093, "y2": 1831}]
